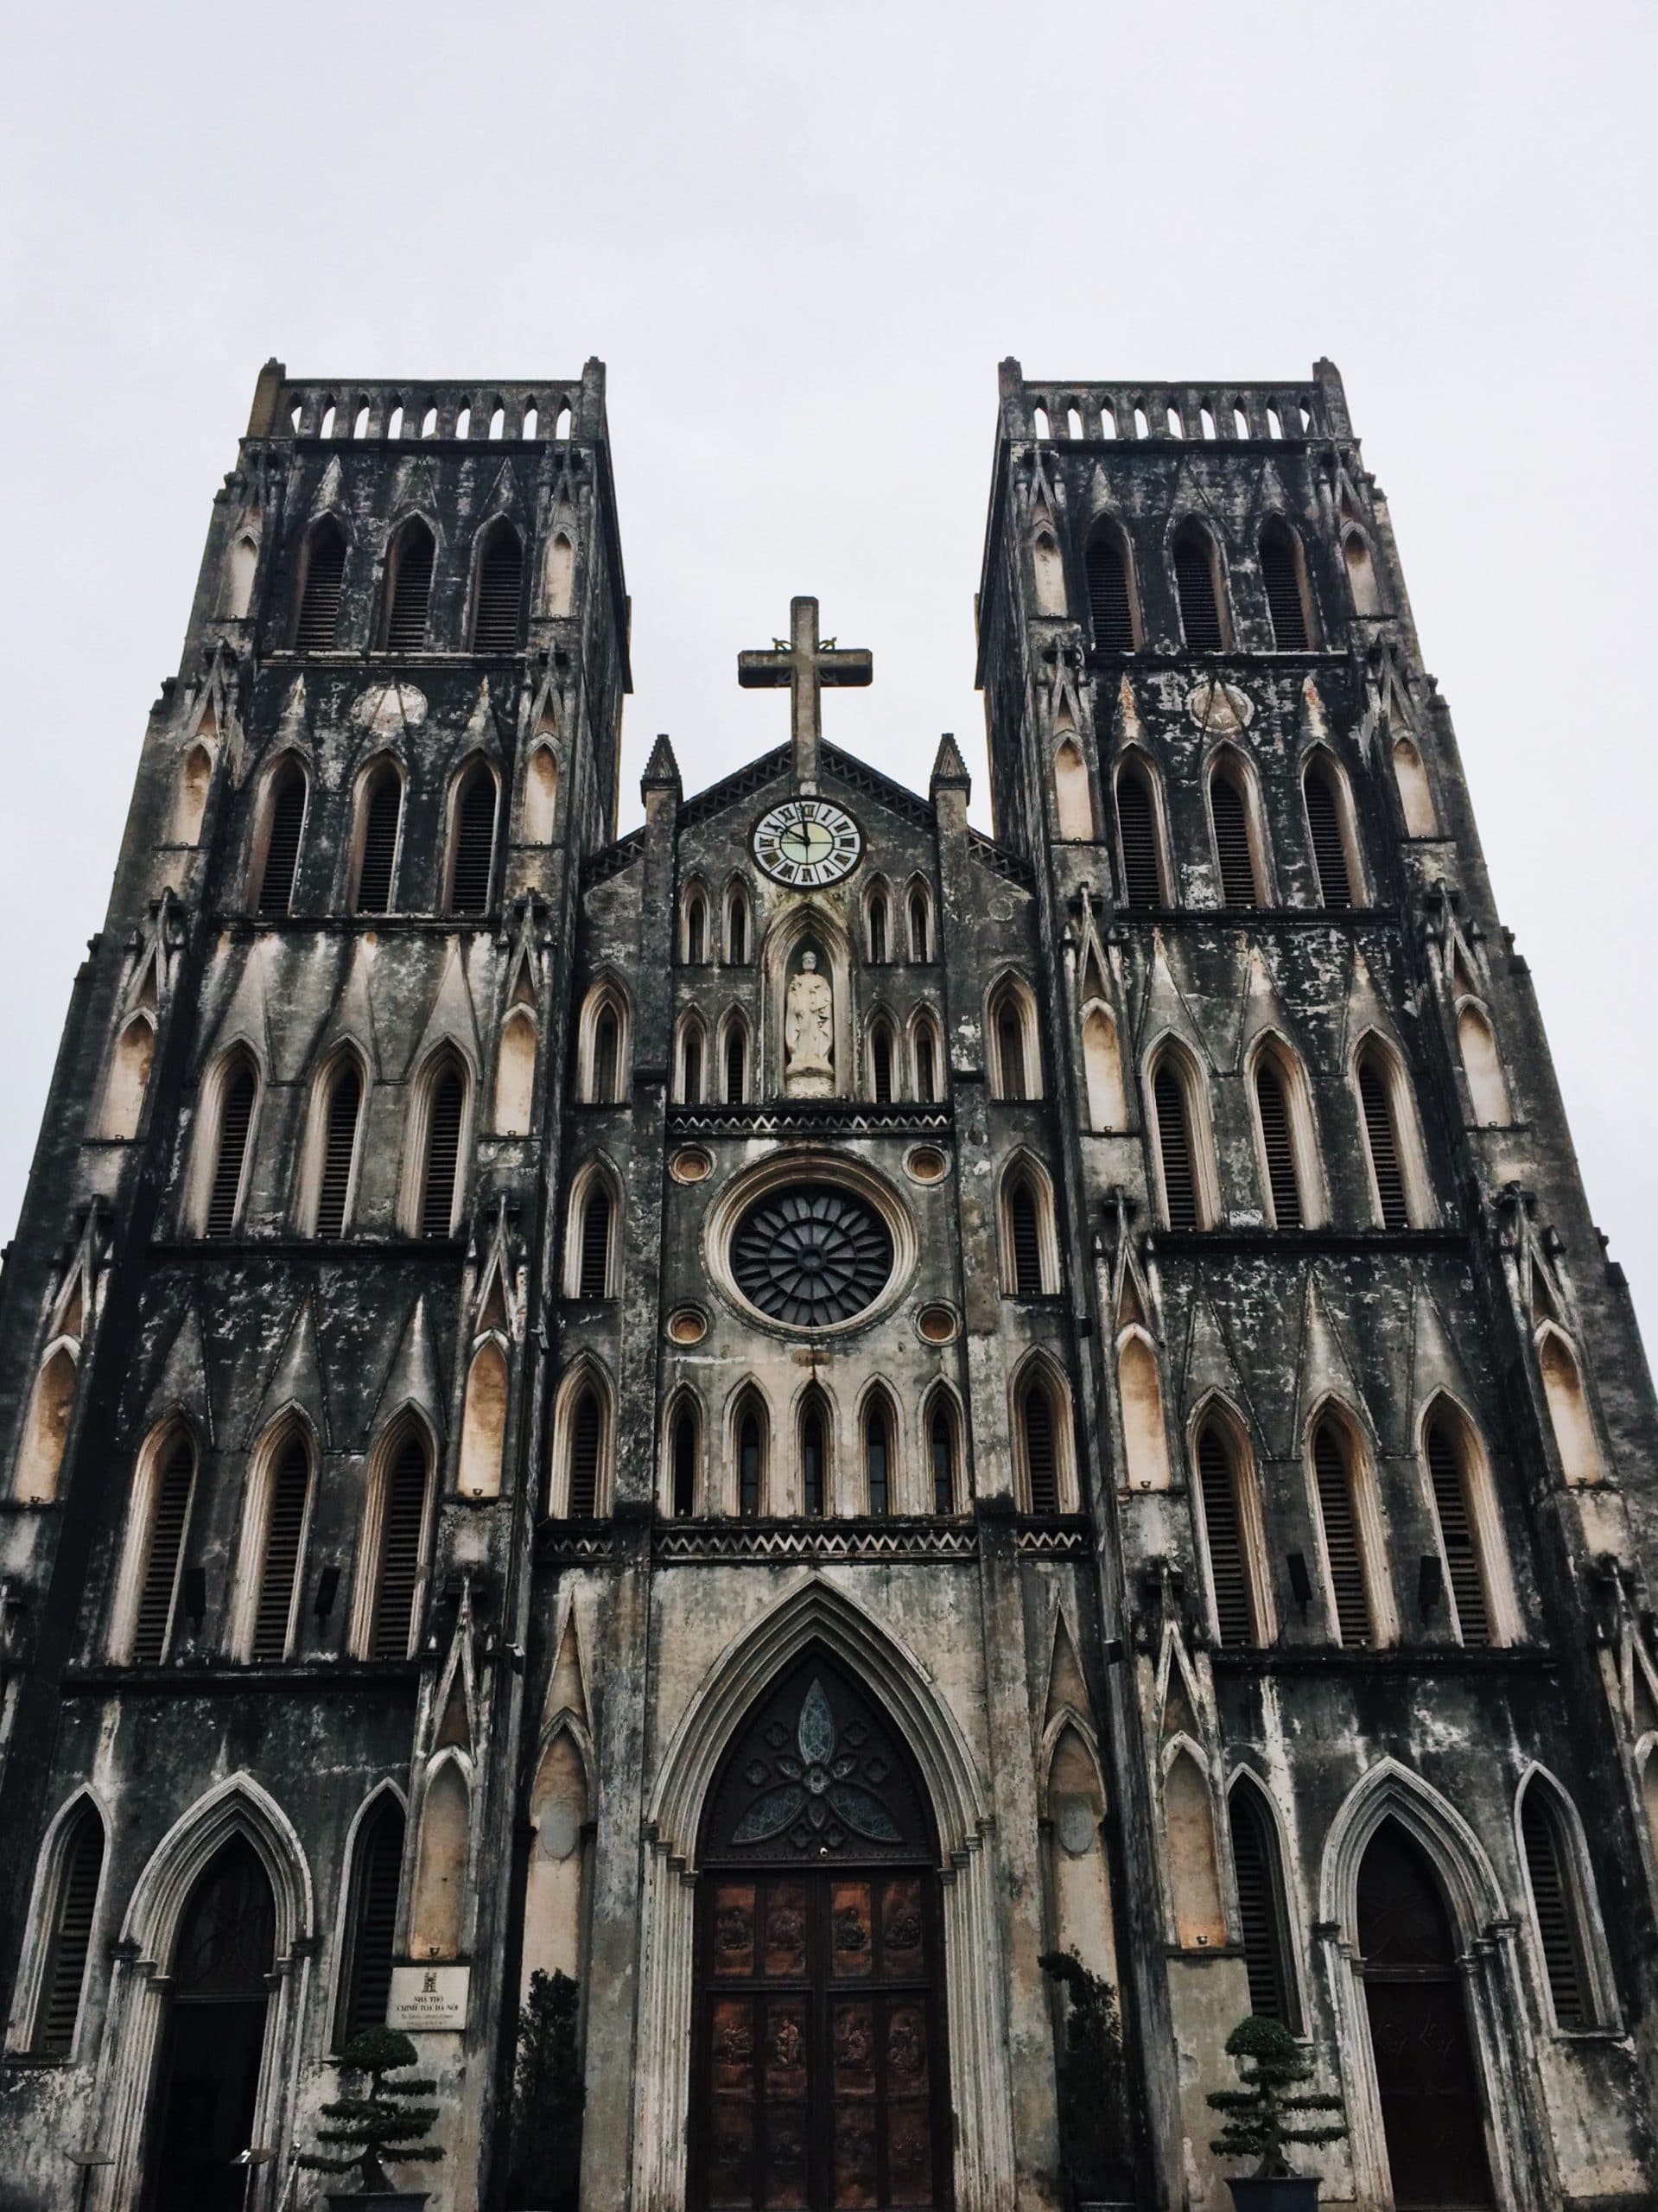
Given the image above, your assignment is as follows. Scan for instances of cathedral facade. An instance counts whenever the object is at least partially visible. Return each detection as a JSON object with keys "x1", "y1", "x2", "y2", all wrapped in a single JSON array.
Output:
[{"x1": 0, "y1": 355, "x2": 1655, "y2": 2212}]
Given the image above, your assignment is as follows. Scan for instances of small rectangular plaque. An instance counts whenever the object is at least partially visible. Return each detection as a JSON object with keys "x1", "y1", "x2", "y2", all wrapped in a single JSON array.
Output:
[{"x1": 387, "y1": 1962, "x2": 470, "y2": 2031}]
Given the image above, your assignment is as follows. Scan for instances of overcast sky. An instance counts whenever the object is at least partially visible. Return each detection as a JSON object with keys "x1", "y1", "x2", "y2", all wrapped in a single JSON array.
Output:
[{"x1": 2, "y1": 2, "x2": 1654, "y2": 1340}]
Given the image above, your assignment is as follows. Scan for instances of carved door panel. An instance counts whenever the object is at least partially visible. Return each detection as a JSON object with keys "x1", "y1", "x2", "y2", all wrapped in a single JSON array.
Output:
[
  {"x1": 1363, "y1": 1975, "x2": 1494, "y2": 2207},
  {"x1": 692, "y1": 1657, "x2": 951, "y2": 2211}
]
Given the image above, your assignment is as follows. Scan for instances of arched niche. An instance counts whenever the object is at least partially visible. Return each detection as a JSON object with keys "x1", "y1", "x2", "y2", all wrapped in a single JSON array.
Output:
[
  {"x1": 1053, "y1": 738, "x2": 1094, "y2": 840},
  {"x1": 493, "y1": 1007, "x2": 537, "y2": 1135},
  {"x1": 1043, "y1": 1720, "x2": 1117, "y2": 1989},
  {"x1": 524, "y1": 743, "x2": 559, "y2": 842},
  {"x1": 1163, "y1": 1745, "x2": 1226, "y2": 1948},
  {"x1": 409, "y1": 1760, "x2": 469, "y2": 1960},
  {"x1": 521, "y1": 1732, "x2": 590, "y2": 1999},
  {"x1": 102, "y1": 1015, "x2": 155, "y2": 1139},
  {"x1": 1536, "y1": 1326, "x2": 1603, "y2": 1484},
  {"x1": 1392, "y1": 737, "x2": 1436, "y2": 836},
  {"x1": 1032, "y1": 529, "x2": 1066, "y2": 616},
  {"x1": 173, "y1": 743, "x2": 213, "y2": 845},
  {"x1": 1457, "y1": 1003, "x2": 1510, "y2": 1126},
  {"x1": 458, "y1": 1341, "x2": 509, "y2": 1500},
  {"x1": 1116, "y1": 1329, "x2": 1170, "y2": 1491},
  {"x1": 758, "y1": 900, "x2": 854, "y2": 1102},
  {"x1": 15, "y1": 1344, "x2": 77, "y2": 1503},
  {"x1": 1082, "y1": 1003, "x2": 1126, "y2": 1130},
  {"x1": 544, "y1": 526, "x2": 575, "y2": 617}
]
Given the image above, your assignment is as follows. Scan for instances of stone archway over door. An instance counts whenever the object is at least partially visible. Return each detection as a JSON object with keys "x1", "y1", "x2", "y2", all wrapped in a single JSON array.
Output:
[
  {"x1": 690, "y1": 1650, "x2": 953, "y2": 2210},
  {"x1": 1357, "y1": 1821, "x2": 1495, "y2": 2209},
  {"x1": 143, "y1": 1838, "x2": 276, "y2": 2212}
]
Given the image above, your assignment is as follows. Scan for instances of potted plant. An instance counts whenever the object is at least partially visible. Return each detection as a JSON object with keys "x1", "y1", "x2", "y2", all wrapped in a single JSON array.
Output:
[
  {"x1": 1207, "y1": 2016, "x2": 1345, "y2": 2211},
  {"x1": 505, "y1": 1969, "x2": 585, "y2": 2211},
  {"x1": 1039, "y1": 1950, "x2": 1134, "y2": 2211},
  {"x1": 297, "y1": 2025, "x2": 445, "y2": 2209}
]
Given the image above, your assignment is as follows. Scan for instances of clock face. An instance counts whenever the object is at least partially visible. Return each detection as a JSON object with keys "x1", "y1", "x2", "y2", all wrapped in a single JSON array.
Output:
[{"x1": 751, "y1": 799, "x2": 863, "y2": 887}]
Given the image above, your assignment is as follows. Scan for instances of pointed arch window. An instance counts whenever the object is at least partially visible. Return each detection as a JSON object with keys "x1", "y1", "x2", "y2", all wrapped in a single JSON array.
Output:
[
  {"x1": 383, "y1": 518, "x2": 435, "y2": 651},
  {"x1": 125, "y1": 1430, "x2": 196, "y2": 1663},
  {"x1": 448, "y1": 761, "x2": 499, "y2": 916},
  {"x1": 205, "y1": 1054, "x2": 258, "y2": 1237},
  {"x1": 1356, "y1": 1044, "x2": 1415, "y2": 1231},
  {"x1": 865, "y1": 1395, "x2": 893, "y2": 1516},
  {"x1": 1115, "y1": 760, "x2": 1166, "y2": 911},
  {"x1": 575, "y1": 1177, "x2": 613, "y2": 1299},
  {"x1": 1150, "y1": 1051, "x2": 1209, "y2": 1230},
  {"x1": 1085, "y1": 523, "x2": 1137, "y2": 650},
  {"x1": 1173, "y1": 523, "x2": 1227, "y2": 652},
  {"x1": 1209, "y1": 759, "x2": 1262, "y2": 908},
  {"x1": 1228, "y1": 1783, "x2": 1299, "y2": 2030},
  {"x1": 1311, "y1": 1416, "x2": 1375, "y2": 1648},
  {"x1": 582, "y1": 988, "x2": 626, "y2": 1103},
  {"x1": 738, "y1": 1403, "x2": 765, "y2": 1518},
  {"x1": 1018, "y1": 1369, "x2": 1069, "y2": 1514},
  {"x1": 723, "y1": 1020, "x2": 747, "y2": 1104},
  {"x1": 1259, "y1": 518, "x2": 1313, "y2": 650},
  {"x1": 338, "y1": 1796, "x2": 405, "y2": 2042},
  {"x1": 678, "y1": 1019, "x2": 706, "y2": 1105},
  {"x1": 1005, "y1": 1170, "x2": 1049, "y2": 1298},
  {"x1": 1424, "y1": 1412, "x2": 1493, "y2": 1647},
  {"x1": 256, "y1": 759, "x2": 308, "y2": 915},
  {"x1": 989, "y1": 980, "x2": 1038, "y2": 1100},
  {"x1": 417, "y1": 1057, "x2": 467, "y2": 1237},
  {"x1": 471, "y1": 521, "x2": 524, "y2": 652},
  {"x1": 683, "y1": 889, "x2": 708, "y2": 965},
  {"x1": 913, "y1": 1015, "x2": 941, "y2": 1103},
  {"x1": 295, "y1": 516, "x2": 346, "y2": 650},
  {"x1": 929, "y1": 1399, "x2": 958, "y2": 1514},
  {"x1": 1193, "y1": 1419, "x2": 1262, "y2": 1649},
  {"x1": 1252, "y1": 1051, "x2": 1310, "y2": 1230},
  {"x1": 1519, "y1": 1782, "x2": 1597, "y2": 2029},
  {"x1": 314, "y1": 1058, "x2": 364, "y2": 1238},
  {"x1": 353, "y1": 762, "x2": 403, "y2": 914},
  {"x1": 869, "y1": 1020, "x2": 895, "y2": 1103},
  {"x1": 29, "y1": 1803, "x2": 105, "y2": 2056},
  {"x1": 367, "y1": 1429, "x2": 431, "y2": 1658},
  {"x1": 249, "y1": 1431, "x2": 311, "y2": 1661},
  {"x1": 670, "y1": 1401, "x2": 699, "y2": 1517},
  {"x1": 801, "y1": 1394, "x2": 828, "y2": 1517},
  {"x1": 867, "y1": 887, "x2": 889, "y2": 965},
  {"x1": 907, "y1": 886, "x2": 932, "y2": 963},
  {"x1": 1303, "y1": 756, "x2": 1356, "y2": 909},
  {"x1": 567, "y1": 1386, "x2": 604, "y2": 1517},
  {"x1": 725, "y1": 886, "x2": 750, "y2": 965}
]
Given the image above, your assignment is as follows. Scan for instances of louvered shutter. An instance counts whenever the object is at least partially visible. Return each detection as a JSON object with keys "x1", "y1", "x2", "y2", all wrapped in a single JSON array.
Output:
[
  {"x1": 1426, "y1": 1421, "x2": 1490, "y2": 1646},
  {"x1": 1255, "y1": 1061, "x2": 1303, "y2": 1228},
  {"x1": 578, "y1": 1187, "x2": 612, "y2": 1299},
  {"x1": 727, "y1": 899, "x2": 747, "y2": 964},
  {"x1": 257, "y1": 770, "x2": 307, "y2": 915},
  {"x1": 449, "y1": 769, "x2": 498, "y2": 915},
  {"x1": 683, "y1": 1030, "x2": 703, "y2": 1103},
  {"x1": 1304, "y1": 766, "x2": 1354, "y2": 908},
  {"x1": 1010, "y1": 1182, "x2": 1044, "y2": 1298},
  {"x1": 355, "y1": 774, "x2": 401, "y2": 913},
  {"x1": 369, "y1": 1435, "x2": 429, "y2": 1658},
  {"x1": 1116, "y1": 772, "x2": 1162, "y2": 910},
  {"x1": 1174, "y1": 533, "x2": 1224, "y2": 651},
  {"x1": 724, "y1": 1028, "x2": 746, "y2": 1103},
  {"x1": 1086, "y1": 532, "x2": 1135, "y2": 650},
  {"x1": 1313, "y1": 1423, "x2": 1373, "y2": 1646},
  {"x1": 1229, "y1": 1789, "x2": 1293, "y2": 2024},
  {"x1": 251, "y1": 1437, "x2": 309, "y2": 1661},
  {"x1": 1359, "y1": 1060, "x2": 1409, "y2": 1230},
  {"x1": 1261, "y1": 524, "x2": 1310, "y2": 650},
  {"x1": 568, "y1": 1391, "x2": 602, "y2": 1516},
  {"x1": 36, "y1": 1812, "x2": 104, "y2": 2055},
  {"x1": 131, "y1": 1437, "x2": 194, "y2": 1663},
  {"x1": 997, "y1": 1009, "x2": 1026, "y2": 1100},
  {"x1": 739, "y1": 1414, "x2": 762, "y2": 1517},
  {"x1": 343, "y1": 1804, "x2": 404, "y2": 2037},
  {"x1": 1023, "y1": 1388, "x2": 1059, "y2": 1513},
  {"x1": 471, "y1": 528, "x2": 524, "y2": 652},
  {"x1": 1197, "y1": 1427, "x2": 1254, "y2": 1648},
  {"x1": 866, "y1": 1408, "x2": 890, "y2": 1515},
  {"x1": 872, "y1": 1027, "x2": 893, "y2": 1103},
  {"x1": 420, "y1": 1066, "x2": 465, "y2": 1237},
  {"x1": 315, "y1": 1064, "x2": 362, "y2": 1238},
  {"x1": 1153, "y1": 1064, "x2": 1199, "y2": 1230},
  {"x1": 931, "y1": 1411, "x2": 955, "y2": 1514},
  {"x1": 594, "y1": 1013, "x2": 619, "y2": 1102},
  {"x1": 206, "y1": 1064, "x2": 257, "y2": 1236},
  {"x1": 1211, "y1": 775, "x2": 1258, "y2": 908},
  {"x1": 295, "y1": 522, "x2": 346, "y2": 650},
  {"x1": 385, "y1": 524, "x2": 435, "y2": 652},
  {"x1": 1521, "y1": 1791, "x2": 1590, "y2": 2026}
]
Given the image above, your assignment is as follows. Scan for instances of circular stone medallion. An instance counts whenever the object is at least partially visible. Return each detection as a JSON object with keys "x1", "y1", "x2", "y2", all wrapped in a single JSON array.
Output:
[{"x1": 730, "y1": 1185, "x2": 893, "y2": 1330}]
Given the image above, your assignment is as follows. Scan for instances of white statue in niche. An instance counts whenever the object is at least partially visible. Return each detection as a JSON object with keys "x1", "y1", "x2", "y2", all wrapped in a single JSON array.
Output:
[{"x1": 784, "y1": 950, "x2": 835, "y2": 1096}]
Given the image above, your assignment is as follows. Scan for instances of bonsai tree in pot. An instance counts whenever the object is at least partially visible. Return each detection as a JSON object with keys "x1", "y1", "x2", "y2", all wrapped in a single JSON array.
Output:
[
  {"x1": 1207, "y1": 2016, "x2": 1345, "y2": 2211},
  {"x1": 1039, "y1": 1950, "x2": 1133, "y2": 2209},
  {"x1": 297, "y1": 2025, "x2": 445, "y2": 2207}
]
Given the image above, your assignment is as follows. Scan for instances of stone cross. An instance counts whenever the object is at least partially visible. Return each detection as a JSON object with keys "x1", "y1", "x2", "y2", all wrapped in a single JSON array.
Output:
[{"x1": 738, "y1": 596, "x2": 873, "y2": 790}]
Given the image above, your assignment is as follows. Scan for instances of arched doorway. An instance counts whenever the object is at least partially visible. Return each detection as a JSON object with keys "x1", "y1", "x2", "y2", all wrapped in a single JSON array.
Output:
[
  {"x1": 690, "y1": 1650, "x2": 952, "y2": 2209},
  {"x1": 143, "y1": 1836, "x2": 276, "y2": 2212},
  {"x1": 1356, "y1": 1820, "x2": 1494, "y2": 2209}
]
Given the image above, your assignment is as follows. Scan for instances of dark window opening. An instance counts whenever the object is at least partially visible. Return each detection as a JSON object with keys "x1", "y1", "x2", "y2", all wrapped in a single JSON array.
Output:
[
  {"x1": 449, "y1": 766, "x2": 498, "y2": 915},
  {"x1": 384, "y1": 522, "x2": 435, "y2": 652},
  {"x1": 1304, "y1": 763, "x2": 1354, "y2": 908},
  {"x1": 1197, "y1": 1424, "x2": 1254, "y2": 1648},
  {"x1": 1358, "y1": 1058, "x2": 1409, "y2": 1230},
  {"x1": 577, "y1": 1186, "x2": 612, "y2": 1299},
  {"x1": 257, "y1": 766, "x2": 307, "y2": 915},
  {"x1": 1174, "y1": 528, "x2": 1225, "y2": 652},
  {"x1": 1086, "y1": 529, "x2": 1136, "y2": 651},
  {"x1": 1312, "y1": 1421, "x2": 1372, "y2": 1646},
  {"x1": 1211, "y1": 772, "x2": 1258, "y2": 907},
  {"x1": 802, "y1": 1402, "x2": 826, "y2": 1518},
  {"x1": 1260, "y1": 521, "x2": 1311, "y2": 650},
  {"x1": 420, "y1": 1065, "x2": 465, "y2": 1236},
  {"x1": 471, "y1": 524, "x2": 524, "y2": 653},
  {"x1": 1255, "y1": 1059, "x2": 1303, "y2": 1229},
  {"x1": 739, "y1": 1413, "x2": 762, "y2": 1518},
  {"x1": 355, "y1": 771, "x2": 402, "y2": 914},
  {"x1": 206, "y1": 1063, "x2": 257, "y2": 1237},
  {"x1": 1153, "y1": 1063, "x2": 1198, "y2": 1230},
  {"x1": 930, "y1": 1409, "x2": 956, "y2": 1514},
  {"x1": 866, "y1": 1404, "x2": 890, "y2": 1516},
  {"x1": 568, "y1": 1389, "x2": 602, "y2": 1516},
  {"x1": 1009, "y1": 1179, "x2": 1044, "y2": 1298},
  {"x1": 1022, "y1": 1385, "x2": 1059, "y2": 1514},
  {"x1": 314, "y1": 1064, "x2": 362, "y2": 1238},
  {"x1": 34, "y1": 1809, "x2": 105, "y2": 2055},
  {"x1": 672, "y1": 1410, "x2": 697, "y2": 1517},
  {"x1": 1426, "y1": 1420, "x2": 1490, "y2": 1647},
  {"x1": 1229, "y1": 1786, "x2": 1298, "y2": 2028},
  {"x1": 131, "y1": 1436, "x2": 195, "y2": 1664},
  {"x1": 340, "y1": 1800, "x2": 404, "y2": 2041},
  {"x1": 1116, "y1": 770, "x2": 1162, "y2": 910},
  {"x1": 369, "y1": 1434, "x2": 429, "y2": 1658},
  {"x1": 295, "y1": 519, "x2": 346, "y2": 651},
  {"x1": 250, "y1": 1435, "x2": 309, "y2": 1662}
]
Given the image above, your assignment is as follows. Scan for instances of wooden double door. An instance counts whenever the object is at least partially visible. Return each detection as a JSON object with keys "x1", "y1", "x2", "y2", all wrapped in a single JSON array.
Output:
[{"x1": 690, "y1": 1655, "x2": 952, "y2": 2210}]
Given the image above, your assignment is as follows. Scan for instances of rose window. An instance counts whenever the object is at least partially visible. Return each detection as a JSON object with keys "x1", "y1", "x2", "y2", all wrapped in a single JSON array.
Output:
[{"x1": 730, "y1": 1185, "x2": 893, "y2": 1328}]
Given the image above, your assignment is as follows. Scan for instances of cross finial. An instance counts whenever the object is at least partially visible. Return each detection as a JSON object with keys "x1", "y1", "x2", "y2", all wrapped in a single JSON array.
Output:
[{"x1": 738, "y1": 596, "x2": 873, "y2": 791}]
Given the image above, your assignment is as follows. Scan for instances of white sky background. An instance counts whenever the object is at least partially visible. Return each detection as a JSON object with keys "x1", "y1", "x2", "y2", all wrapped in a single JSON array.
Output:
[{"x1": 1, "y1": 3, "x2": 1655, "y2": 1338}]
